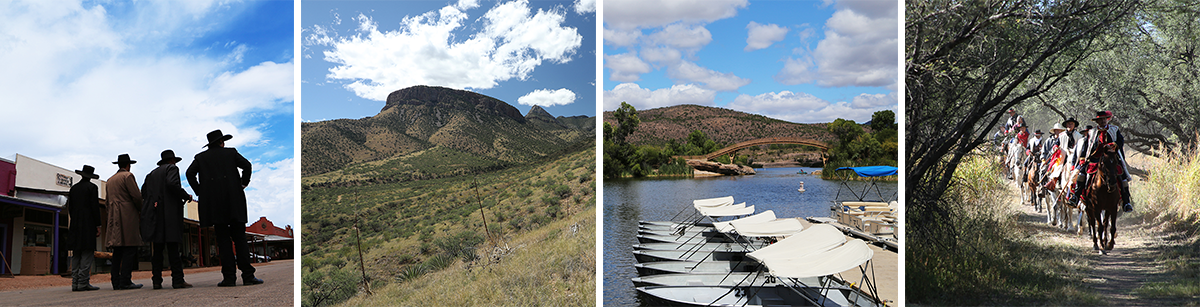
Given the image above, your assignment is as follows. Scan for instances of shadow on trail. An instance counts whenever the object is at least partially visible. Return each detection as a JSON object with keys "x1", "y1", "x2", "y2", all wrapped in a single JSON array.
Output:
[{"x1": 1014, "y1": 201, "x2": 1195, "y2": 306}]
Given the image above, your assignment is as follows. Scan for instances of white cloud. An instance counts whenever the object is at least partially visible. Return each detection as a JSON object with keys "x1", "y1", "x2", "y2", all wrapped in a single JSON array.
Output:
[
  {"x1": 729, "y1": 91, "x2": 830, "y2": 114},
  {"x1": 603, "y1": 28, "x2": 641, "y2": 47},
  {"x1": 517, "y1": 88, "x2": 577, "y2": 107},
  {"x1": 667, "y1": 61, "x2": 750, "y2": 92},
  {"x1": 778, "y1": 0, "x2": 897, "y2": 88},
  {"x1": 647, "y1": 24, "x2": 712, "y2": 49},
  {"x1": 0, "y1": 0, "x2": 294, "y2": 226},
  {"x1": 245, "y1": 158, "x2": 296, "y2": 227},
  {"x1": 850, "y1": 92, "x2": 896, "y2": 108},
  {"x1": 573, "y1": 0, "x2": 595, "y2": 14},
  {"x1": 774, "y1": 56, "x2": 817, "y2": 85},
  {"x1": 603, "y1": 0, "x2": 748, "y2": 29},
  {"x1": 728, "y1": 90, "x2": 896, "y2": 123},
  {"x1": 640, "y1": 46, "x2": 683, "y2": 65},
  {"x1": 312, "y1": 0, "x2": 583, "y2": 101},
  {"x1": 603, "y1": 83, "x2": 715, "y2": 111},
  {"x1": 604, "y1": 52, "x2": 651, "y2": 82},
  {"x1": 745, "y1": 21, "x2": 788, "y2": 51},
  {"x1": 456, "y1": 0, "x2": 480, "y2": 10}
]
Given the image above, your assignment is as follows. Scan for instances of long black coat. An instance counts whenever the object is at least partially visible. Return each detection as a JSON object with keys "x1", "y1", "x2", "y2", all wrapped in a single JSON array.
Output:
[
  {"x1": 142, "y1": 164, "x2": 190, "y2": 243},
  {"x1": 66, "y1": 179, "x2": 101, "y2": 252},
  {"x1": 186, "y1": 147, "x2": 251, "y2": 227}
]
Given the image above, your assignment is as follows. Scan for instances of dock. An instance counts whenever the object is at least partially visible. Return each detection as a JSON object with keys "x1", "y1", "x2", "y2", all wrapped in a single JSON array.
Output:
[{"x1": 799, "y1": 217, "x2": 898, "y2": 306}]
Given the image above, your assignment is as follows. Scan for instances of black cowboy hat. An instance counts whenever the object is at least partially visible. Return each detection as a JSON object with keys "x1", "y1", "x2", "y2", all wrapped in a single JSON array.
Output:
[
  {"x1": 1063, "y1": 117, "x2": 1079, "y2": 127},
  {"x1": 1093, "y1": 111, "x2": 1113, "y2": 120},
  {"x1": 203, "y1": 129, "x2": 233, "y2": 148},
  {"x1": 74, "y1": 165, "x2": 99, "y2": 179},
  {"x1": 112, "y1": 154, "x2": 136, "y2": 165},
  {"x1": 1034, "y1": 129, "x2": 1044, "y2": 135},
  {"x1": 157, "y1": 149, "x2": 183, "y2": 165}
]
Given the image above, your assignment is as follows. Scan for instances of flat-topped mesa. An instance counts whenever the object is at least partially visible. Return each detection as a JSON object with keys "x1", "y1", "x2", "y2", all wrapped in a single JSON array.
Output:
[{"x1": 383, "y1": 85, "x2": 526, "y2": 123}]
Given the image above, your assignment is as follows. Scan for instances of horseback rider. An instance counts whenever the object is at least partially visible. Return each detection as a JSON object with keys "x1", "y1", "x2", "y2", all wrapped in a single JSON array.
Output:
[
  {"x1": 1062, "y1": 118, "x2": 1081, "y2": 151},
  {"x1": 1041, "y1": 123, "x2": 1067, "y2": 184},
  {"x1": 1005, "y1": 108, "x2": 1027, "y2": 135},
  {"x1": 1024, "y1": 129, "x2": 1044, "y2": 183},
  {"x1": 1068, "y1": 111, "x2": 1134, "y2": 212}
]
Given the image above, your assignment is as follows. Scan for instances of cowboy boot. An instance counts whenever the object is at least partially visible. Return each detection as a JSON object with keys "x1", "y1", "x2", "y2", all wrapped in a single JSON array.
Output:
[{"x1": 1068, "y1": 173, "x2": 1086, "y2": 205}]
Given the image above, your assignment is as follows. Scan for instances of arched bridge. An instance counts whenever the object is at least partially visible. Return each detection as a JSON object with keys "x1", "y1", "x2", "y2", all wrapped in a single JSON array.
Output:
[{"x1": 674, "y1": 137, "x2": 829, "y2": 160}]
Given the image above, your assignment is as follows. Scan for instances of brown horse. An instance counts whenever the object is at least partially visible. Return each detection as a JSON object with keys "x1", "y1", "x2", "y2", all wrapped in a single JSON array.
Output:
[
  {"x1": 1024, "y1": 161, "x2": 1044, "y2": 212},
  {"x1": 1085, "y1": 152, "x2": 1121, "y2": 253}
]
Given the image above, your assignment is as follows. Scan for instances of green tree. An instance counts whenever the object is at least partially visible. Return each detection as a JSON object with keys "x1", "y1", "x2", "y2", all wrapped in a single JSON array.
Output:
[
  {"x1": 906, "y1": 0, "x2": 1135, "y2": 249},
  {"x1": 604, "y1": 102, "x2": 642, "y2": 178},
  {"x1": 611, "y1": 102, "x2": 640, "y2": 146}
]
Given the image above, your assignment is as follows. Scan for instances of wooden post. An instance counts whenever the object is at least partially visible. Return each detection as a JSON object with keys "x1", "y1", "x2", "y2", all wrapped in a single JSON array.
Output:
[
  {"x1": 474, "y1": 177, "x2": 494, "y2": 246},
  {"x1": 355, "y1": 215, "x2": 371, "y2": 295}
]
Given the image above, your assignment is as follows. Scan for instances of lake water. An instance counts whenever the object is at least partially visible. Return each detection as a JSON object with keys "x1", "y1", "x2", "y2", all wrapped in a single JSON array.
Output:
[{"x1": 601, "y1": 167, "x2": 898, "y2": 306}]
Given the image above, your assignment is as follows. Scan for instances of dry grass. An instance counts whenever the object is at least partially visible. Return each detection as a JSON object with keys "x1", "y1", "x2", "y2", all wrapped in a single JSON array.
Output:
[
  {"x1": 340, "y1": 205, "x2": 595, "y2": 306},
  {"x1": 907, "y1": 153, "x2": 1102, "y2": 305},
  {"x1": 1129, "y1": 144, "x2": 1200, "y2": 301}
]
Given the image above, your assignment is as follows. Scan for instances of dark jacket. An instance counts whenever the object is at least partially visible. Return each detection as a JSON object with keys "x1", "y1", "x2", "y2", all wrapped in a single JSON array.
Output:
[
  {"x1": 142, "y1": 164, "x2": 191, "y2": 243},
  {"x1": 67, "y1": 179, "x2": 101, "y2": 252},
  {"x1": 186, "y1": 147, "x2": 251, "y2": 227}
]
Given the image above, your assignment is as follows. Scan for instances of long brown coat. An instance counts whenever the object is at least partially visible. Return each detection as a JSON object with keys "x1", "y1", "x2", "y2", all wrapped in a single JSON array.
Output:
[{"x1": 105, "y1": 170, "x2": 143, "y2": 247}]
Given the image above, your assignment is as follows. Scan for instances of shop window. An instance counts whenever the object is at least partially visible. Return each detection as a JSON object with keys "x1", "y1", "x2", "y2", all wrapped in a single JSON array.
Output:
[{"x1": 23, "y1": 224, "x2": 52, "y2": 247}]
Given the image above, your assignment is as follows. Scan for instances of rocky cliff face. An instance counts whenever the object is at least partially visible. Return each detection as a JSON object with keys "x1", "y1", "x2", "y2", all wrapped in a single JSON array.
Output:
[
  {"x1": 383, "y1": 85, "x2": 526, "y2": 124},
  {"x1": 302, "y1": 86, "x2": 592, "y2": 176},
  {"x1": 686, "y1": 159, "x2": 757, "y2": 176}
]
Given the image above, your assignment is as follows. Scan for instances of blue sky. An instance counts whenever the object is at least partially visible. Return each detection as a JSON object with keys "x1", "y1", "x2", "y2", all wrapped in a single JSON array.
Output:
[
  {"x1": 301, "y1": 0, "x2": 597, "y2": 122},
  {"x1": 603, "y1": 0, "x2": 897, "y2": 124},
  {"x1": 0, "y1": 0, "x2": 295, "y2": 227}
]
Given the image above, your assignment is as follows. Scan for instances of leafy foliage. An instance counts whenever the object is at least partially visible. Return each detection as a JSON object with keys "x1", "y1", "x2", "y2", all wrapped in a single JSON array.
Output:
[
  {"x1": 821, "y1": 111, "x2": 899, "y2": 177},
  {"x1": 906, "y1": 0, "x2": 1137, "y2": 262}
]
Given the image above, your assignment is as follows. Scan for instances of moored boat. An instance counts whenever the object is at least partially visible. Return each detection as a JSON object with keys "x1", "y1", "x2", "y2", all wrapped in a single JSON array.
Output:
[
  {"x1": 632, "y1": 249, "x2": 748, "y2": 263},
  {"x1": 636, "y1": 285, "x2": 878, "y2": 307},
  {"x1": 635, "y1": 260, "x2": 761, "y2": 276},
  {"x1": 631, "y1": 272, "x2": 816, "y2": 287},
  {"x1": 637, "y1": 233, "x2": 738, "y2": 244}
]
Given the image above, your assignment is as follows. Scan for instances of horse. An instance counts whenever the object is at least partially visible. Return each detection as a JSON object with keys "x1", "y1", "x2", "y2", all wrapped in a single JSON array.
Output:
[
  {"x1": 1084, "y1": 151, "x2": 1122, "y2": 253},
  {"x1": 1047, "y1": 166, "x2": 1085, "y2": 233},
  {"x1": 1005, "y1": 138, "x2": 1025, "y2": 182},
  {"x1": 1023, "y1": 155, "x2": 1046, "y2": 212}
]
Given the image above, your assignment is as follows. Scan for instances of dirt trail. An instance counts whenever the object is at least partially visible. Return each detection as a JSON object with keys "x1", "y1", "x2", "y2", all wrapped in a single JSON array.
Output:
[{"x1": 1004, "y1": 180, "x2": 1188, "y2": 306}]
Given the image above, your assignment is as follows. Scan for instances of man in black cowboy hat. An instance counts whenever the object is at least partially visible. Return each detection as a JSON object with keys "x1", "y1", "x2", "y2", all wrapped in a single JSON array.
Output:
[
  {"x1": 1069, "y1": 111, "x2": 1134, "y2": 212},
  {"x1": 1062, "y1": 117, "x2": 1081, "y2": 150},
  {"x1": 105, "y1": 154, "x2": 143, "y2": 290},
  {"x1": 1025, "y1": 129, "x2": 1045, "y2": 170},
  {"x1": 186, "y1": 129, "x2": 262, "y2": 287},
  {"x1": 142, "y1": 149, "x2": 194, "y2": 289},
  {"x1": 67, "y1": 165, "x2": 101, "y2": 291}
]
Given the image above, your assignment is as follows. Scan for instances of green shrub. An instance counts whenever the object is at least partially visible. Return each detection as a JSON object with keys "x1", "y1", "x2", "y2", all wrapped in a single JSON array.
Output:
[{"x1": 516, "y1": 188, "x2": 533, "y2": 198}]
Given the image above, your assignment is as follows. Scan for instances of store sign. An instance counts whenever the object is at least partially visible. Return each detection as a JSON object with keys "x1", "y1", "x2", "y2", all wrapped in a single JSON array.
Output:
[{"x1": 56, "y1": 173, "x2": 73, "y2": 187}]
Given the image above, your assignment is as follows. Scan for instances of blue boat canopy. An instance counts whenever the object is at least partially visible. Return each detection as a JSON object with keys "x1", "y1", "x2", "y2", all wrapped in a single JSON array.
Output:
[{"x1": 835, "y1": 166, "x2": 897, "y2": 177}]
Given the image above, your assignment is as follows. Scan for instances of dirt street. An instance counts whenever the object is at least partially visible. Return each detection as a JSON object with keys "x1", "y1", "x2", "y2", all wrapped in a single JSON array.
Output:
[{"x1": 0, "y1": 260, "x2": 293, "y2": 306}]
